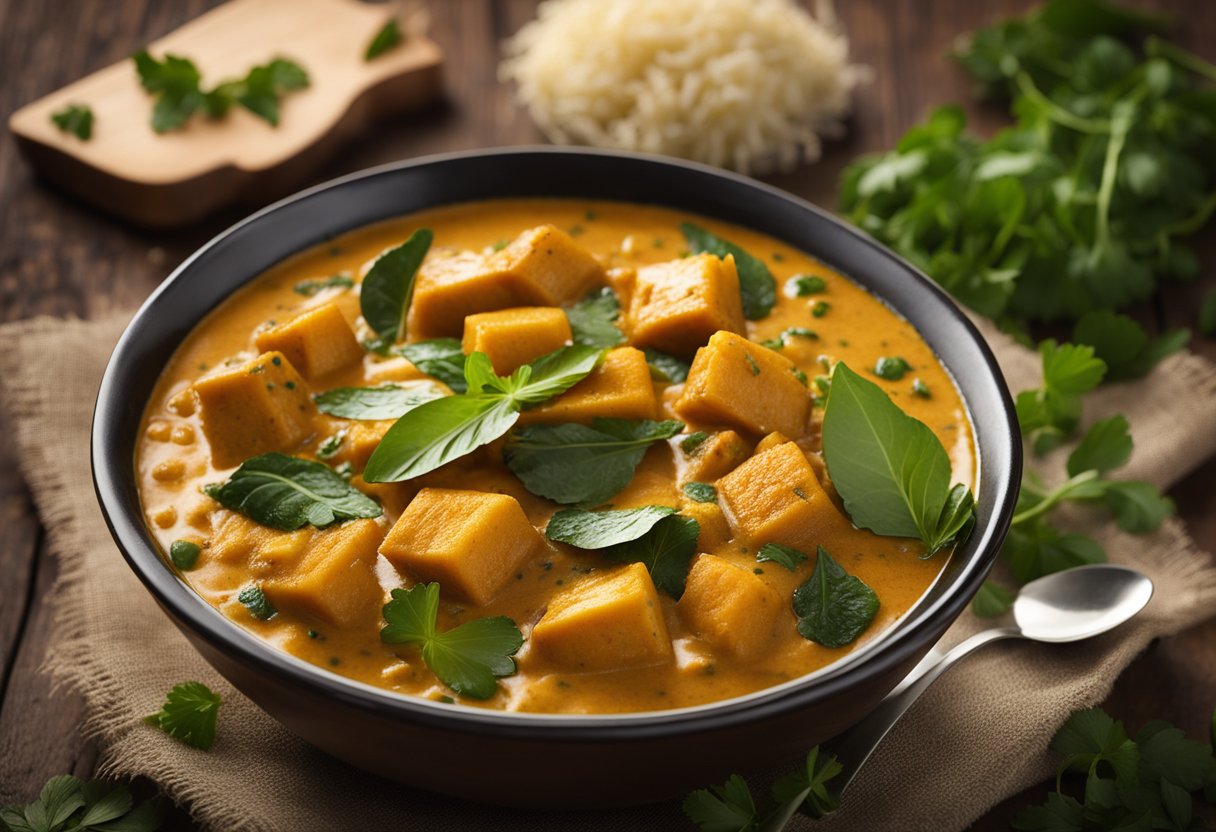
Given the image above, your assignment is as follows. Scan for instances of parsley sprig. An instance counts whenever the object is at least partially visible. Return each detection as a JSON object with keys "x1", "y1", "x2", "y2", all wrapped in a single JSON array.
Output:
[
  {"x1": 380, "y1": 583, "x2": 523, "y2": 700},
  {"x1": 683, "y1": 747, "x2": 844, "y2": 831},
  {"x1": 133, "y1": 51, "x2": 309, "y2": 133},
  {"x1": 144, "y1": 681, "x2": 222, "y2": 751}
]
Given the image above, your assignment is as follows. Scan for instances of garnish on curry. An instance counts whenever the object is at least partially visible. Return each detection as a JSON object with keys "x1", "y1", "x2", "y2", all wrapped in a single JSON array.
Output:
[{"x1": 136, "y1": 199, "x2": 976, "y2": 713}]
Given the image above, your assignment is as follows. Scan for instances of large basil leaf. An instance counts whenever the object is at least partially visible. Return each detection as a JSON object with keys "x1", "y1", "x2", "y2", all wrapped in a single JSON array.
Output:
[
  {"x1": 397, "y1": 338, "x2": 468, "y2": 393},
  {"x1": 680, "y1": 222, "x2": 776, "y2": 320},
  {"x1": 359, "y1": 228, "x2": 433, "y2": 348},
  {"x1": 792, "y1": 547, "x2": 879, "y2": 648},
  {"x1": 566, "y1": 287, "x2": 626, "y2": 348},
  {"x1": 314, "y1": 381, "x2": 446, "y2": 420},
  {"x1": 545, "y1": 505, "x2": 676, "y2": 548}
]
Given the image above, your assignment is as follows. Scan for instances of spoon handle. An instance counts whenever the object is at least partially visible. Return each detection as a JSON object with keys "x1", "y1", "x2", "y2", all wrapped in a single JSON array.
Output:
[{"x1": 828, "y1": 626, "x2": 1020, "y2": 798}]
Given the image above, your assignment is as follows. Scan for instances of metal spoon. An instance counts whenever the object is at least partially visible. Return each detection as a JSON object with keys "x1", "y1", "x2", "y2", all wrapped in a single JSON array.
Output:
[{"x1": 828, "y1": 564, "x2": 1154, "y2": 799}]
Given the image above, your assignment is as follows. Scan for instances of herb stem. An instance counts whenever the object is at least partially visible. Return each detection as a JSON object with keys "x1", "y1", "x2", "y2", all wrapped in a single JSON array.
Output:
[
  {"x1": 1146, "y1": 36, "x2": 1216, "y2": 84},
  {"x1": 1014, "y1": 72, "x2": 1109, "y2": 135},
  {"x1": 1011, "y1": 470, "x2": 1100, "y2": 526},
  {"x1": 1092, "y1": 104, "x2": 1134, "y2": 251}
]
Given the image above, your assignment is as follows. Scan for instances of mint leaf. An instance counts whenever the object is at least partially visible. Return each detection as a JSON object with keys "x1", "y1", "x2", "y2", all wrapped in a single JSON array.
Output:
[
  {"x1": 205, "y1": 453, "x2": 382, "y2": 530},
  {"x1": 364, "y1": 394, "x2": 517, "y2": 483},
  {"x1": 50, "y1": 104, "x2": 93, "y2": 140},
  {"x1": 545, "y1": 505, "x2": 676, "y2": 548},
  {"x1": 756, "y1": 543, "x2": 808, "y2": 572},
  {"x1": 644, "y1": 348, "x2": 690, "y2": 382},
  {"x1": 683, "y1": 482, "x2": 718, "y2": 503},
  {"x1": 822, "y1": 362, "x2": 972, "y2": 554},
  {"x1": 603, "y1": 515, "x2": 699, "y2": 598},
  {"x1": 793, "y1": 547, "x2": 880, "y2": 648},
  {"x1": 380, "y1": 583, "x2": 522, "y2": 699},
  {"x1": 398, "y1": 338, "x2": 468, "y2": 392},
  {"x1": 1102, "y1": 481, "x2": 1174, "y2": 533},
  {"x1": 146, "y1": 681, "x2": 222, "y2": 750},
  {"x1": 365, "y1": 18, "x2": 403, "y2": 61},
  {"x1": 683, "y1": 774, "x2": 758, "y2": 832},
  {"x1": 566, "y1": 288, "x2": 625, "y2": 348},
  {"x1": 1067, "y1": 415, "x2": 1132, "y2": 476},
  {"x1": 314, "y1": 381, "x2": 445, "y2": 420},
  {"x1": 504, "y1": 418, "x2": 683, "y2": 505},
  {"x1": 971, "y1": 579, "x2": 1016, "y2": 618},
  {"x1": 359, "y1": 229, "x2": 433, "y2": 349},
  {"x1": 680, "y1": 222, "x2": 776, "y2": 320}
]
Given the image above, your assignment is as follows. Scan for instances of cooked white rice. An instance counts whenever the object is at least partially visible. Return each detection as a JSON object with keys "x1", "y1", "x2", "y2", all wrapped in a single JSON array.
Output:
[{"x1": 500, "y1": 0, "x2": 861, "y2": 175}]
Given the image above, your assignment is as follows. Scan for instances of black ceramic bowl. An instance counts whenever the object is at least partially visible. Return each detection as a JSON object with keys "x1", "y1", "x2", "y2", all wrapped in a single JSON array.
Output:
[{"x1": 92, "y1": 147, "x2": 1020, "y2": 809}]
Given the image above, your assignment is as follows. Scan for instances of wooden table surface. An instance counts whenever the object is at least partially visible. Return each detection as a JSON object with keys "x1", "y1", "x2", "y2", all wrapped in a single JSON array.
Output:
[{"x1": 2, "y1": 0, "x2": 1214, "y2": 827}]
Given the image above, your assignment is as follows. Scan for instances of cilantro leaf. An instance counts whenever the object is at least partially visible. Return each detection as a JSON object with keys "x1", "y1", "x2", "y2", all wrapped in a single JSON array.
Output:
[
  {"x1": 1072, "y1": 310, "x2": 1188, "y2": 381},
  {"x1": 1003, "y1": 519, "x2": 1106, "y2": 583},
  {"x1": 504, "y1": 418, "x2": 683, "y2": 505},
  {"x1": 680, "y1": 222, "x2": 776, "y2": 320},
  {"x1": 380, "y1": 583, "x2": 522, "y2": 699},
  {"x1": 1136, "y1": 720, "x2": 1216, "y2": 791},
  {"x1": 683, "y1": 774, "x2": 758, "y2": 832},
  {"x1": 397, "y1": 338, "x2": 468, "y2": 392},
  {"x1": 365, "y1": 18, "x2": 403, "y2": 61},
  {"x1": 1067, "y1": 415, "x2": 1132, "y2": 476},
  {"x1": 359, "y1": 229, "x2": 433, "y2": 350},
  {"x1": 971, "y1": 579, "x2": 1016, "y2": 618},
  {"x1": 822, "y1": 362, "x2": 973, "y2": 554},
  {"x1": 205, "y1": 453, "x2": 382, "y2": 530},
  {"x1": 769, "y1": 746, "x2": 844, "y2": 821},
  {"x1": 603, "y1": 515, "x2": 700, "y2": 598},
  {"x1": 364, "y1": 346, "x2": 603, "y2": 482},
  {"x1": 793, "y1": 547, "x2": 880, "y2": 648},
  {"x1": 545, "y1": 505, "x2": 676, "y2": 548},
  {"x1": 1101, "y1": 481, "x2": 1174, "y2": 533},
  {"x1": 314, "y1": 381, "x2": 445, "y2": 420},
  {"x1": 1051, "y1": 707, "x2": 1140, "y2": 785},
  {"x1": 644, "y1": 348, "x2": 690, "y2": 382},
  {"x1": 755, "y1": 543, "x2": 808, "y2": 572},
  {"x1": 1011, "y1": 791, "x2": 1088, "y2": 832},
  {"x1": 566, "y1": 288, "x2": 626, "y2": 348},
  {"x1": 1018, "y1": 341, "x2": 1107, "y2": 453},
  {"x1": 133, "y1": 51, "x2": 203, "y2": 132},
  {"x1": 145, "y1": 681, "x2": 222, "y2": 750},
  {"x1": 50, "y1": 104, "x2": 93, "y2": 140}
]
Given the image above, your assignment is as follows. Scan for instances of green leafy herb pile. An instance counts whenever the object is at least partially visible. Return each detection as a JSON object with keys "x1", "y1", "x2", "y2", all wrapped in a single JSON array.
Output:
[
  {"x1": 1012, "y1": 706, "x2": 1216, "y2": 831},
  {"x1": 840, "y1": 0, "x2": 1216, "y2": 350},
  {"x1": 132, "y1": 51, "x2": 309, "y2": 133},
  {"x1": 683, "y1": 747, "x2": 844, "y2": 831},
  {"x1": 0, "y1": 776, "x2": 162, "y2": 832}
]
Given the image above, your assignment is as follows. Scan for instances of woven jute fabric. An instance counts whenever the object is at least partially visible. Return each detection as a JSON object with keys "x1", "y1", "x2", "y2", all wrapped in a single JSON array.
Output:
[{"x1": 1, "y1": 312, "x2": 1214, "y2": 832}]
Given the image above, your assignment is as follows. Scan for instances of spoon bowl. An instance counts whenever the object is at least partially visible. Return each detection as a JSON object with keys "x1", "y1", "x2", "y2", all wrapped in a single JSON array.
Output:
[{"x1": 1014, "y1": 564, "x2": 1154, "y2": 643}]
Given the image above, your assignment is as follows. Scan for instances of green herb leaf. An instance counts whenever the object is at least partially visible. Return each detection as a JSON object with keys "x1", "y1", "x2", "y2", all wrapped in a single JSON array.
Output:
[
  {"x1": 787, "y1": 275, "x2": 827, "y2": 297},
  {"x1": 756, "y1": 543, "x2": 808, "y2": 572},
  {"x1": 50, "y1": 104, "x2": 93, "y2": 140},
  {"x1": 169, "y1": 540, "x2": 200, "y2": 570},
  {"x1": 365, "y1": 18, "x2": 403, "y2": 61},
  {"x1": 502, "y1": 345, "x2": 605, "y2": 404},
  {"x1": 873, "y1": 356, "x2": 911, "y2": 381},
  {"x1": 504, "y1": 418, "x2": 683, "y2": 505},
  {"x1": 681, "y1": 431, "x2": 710, "y2": 455},
  {"x1": 971, "y1": 580, "x2": 1016, "y2": 618},
  {"x1": 359, "y1": 229, "x2": 433, "y2": 350},
  {"x1": 397, "y1": 338, "x2": 468, "y2": 392},
  {"x1": 1067, "y1": 415, "x2": 1132, "y2": 476},
  {"x1": 1052, "y1": 707, "x2": 1140, "y2": 784},
  {"x1": 237, "y1": 584, "x2": 277, "y2": 620},
  {"x1": 604, "y1": 515, "x2": 700, "y2": 599},
  {"x1": 680, "y1": 222, "x2": 776, "y2": 320},
  {"x1": 293, "y1": 275, "x2": 353, "y2": 296},
  {"x1": 380, "y1": 583, "x2": 522, "y2": 699},
  {"x1": 545, "y1": 505, "x2": 676, "y2": 548},
  {"x1": 145, "y1": 681, "x2": 222, "y2": 750},
  {"x1": 768, "y1": 746, "x2": 844, "y2": 822},
  {"x1": 683, "y1": 774, "x2": 758, "y2": 832},
  {"x1": 822, "y1": 363, "x2": 972, "y2": 554},
  {"x1": 566, "y1": 288, "x2": 626, "y2": 348},
  {"x1": 1017, "y1": 341, "x2": 1108, "y2": 453},
  {"x1": 1102, "y1": 481, "x2": 1174, "y2": 533},
  {"x1": 1073, "y1": 310, "x2": 1188, "y2": 381},
  {"x1": 205, "y1": 452, "x2": 382, "y2": 530},
  {"x1": 364, "y1": 393, "x2": 518, "y2": 483},
  {"x1": 1137, "y1": 720, "x2": 1216, "y2": 791},
  {"x1": 0, "y1": 776, "x2": 162, "y2": 832},
  {"x1": 793, "y1": 547, "x2": 880, "y2": 648},
  {"x1": 644, "y1": 348, "x2": 690, "y2": 382},
  {"x1": 314, "y1": 382, "x2": 445, "y2": 420},
  {"x1": 1003, "y1": 519, "x2": 1106, "y2": 583},
  {"x1": 133, "y1": 50, "x2": 203, "y2": 132},
  {"x1": 683, "y1": 482, "x2": 718, "y2": 503}
]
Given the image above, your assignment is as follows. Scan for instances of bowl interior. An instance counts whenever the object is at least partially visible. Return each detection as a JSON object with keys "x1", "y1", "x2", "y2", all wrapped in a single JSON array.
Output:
[{"x1": 92, "y1": 147, "x2": 1020, "y2": 735}]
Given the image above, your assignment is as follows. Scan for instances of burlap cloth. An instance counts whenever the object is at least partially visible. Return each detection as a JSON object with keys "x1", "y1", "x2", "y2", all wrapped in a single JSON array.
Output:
[{"x1": 1, "y1": 310, "x2": 1215, "y2": 832}]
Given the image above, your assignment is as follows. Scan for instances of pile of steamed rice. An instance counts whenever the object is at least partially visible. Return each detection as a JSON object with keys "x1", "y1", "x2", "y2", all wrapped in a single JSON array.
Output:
[{"x1": 500, "y1": 0, "x2": 861, "y2": 175}]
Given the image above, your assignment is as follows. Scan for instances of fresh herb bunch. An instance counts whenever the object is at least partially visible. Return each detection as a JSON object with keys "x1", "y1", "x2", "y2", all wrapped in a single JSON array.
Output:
[
  {"x1": 840, "y1": 0, "x2": 1216, "y2": 343},
  {"x1": 1012, "y1": 706, "x2": 1216, "y2": 831},
  {"x1": 133, "y1": 51, "x2": 309, "y2": 133},
  {"x1": 683, "y1": 747, "x2": 844, "y2": 831},
  {"x1": 0, "y1": 775, "x2": 162, "y2": 832}
]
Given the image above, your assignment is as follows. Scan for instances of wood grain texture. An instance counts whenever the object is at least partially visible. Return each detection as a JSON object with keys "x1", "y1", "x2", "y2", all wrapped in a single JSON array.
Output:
[
  {"x1": 8, "y1": 0, "x2": 443, "y2": 227},
  {"x1": 1, "y1": 1, "x2": 1214, "y2": 828}
]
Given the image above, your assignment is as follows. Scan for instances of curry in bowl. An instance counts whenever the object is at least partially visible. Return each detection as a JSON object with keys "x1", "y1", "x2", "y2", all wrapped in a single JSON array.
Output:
[{"x1": 136, "y1": 199, "x2": 975, "y2": 715}]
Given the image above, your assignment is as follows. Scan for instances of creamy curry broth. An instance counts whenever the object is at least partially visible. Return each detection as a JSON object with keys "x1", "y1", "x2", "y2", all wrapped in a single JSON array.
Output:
[{"x1": 136, "y1": 199, "x2": 975, "y2": 714}]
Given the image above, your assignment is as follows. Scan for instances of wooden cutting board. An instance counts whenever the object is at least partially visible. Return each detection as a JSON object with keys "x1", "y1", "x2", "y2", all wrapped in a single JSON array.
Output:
[{"x1": 8, "y1": 0, "x2": 443, "y2": 227}]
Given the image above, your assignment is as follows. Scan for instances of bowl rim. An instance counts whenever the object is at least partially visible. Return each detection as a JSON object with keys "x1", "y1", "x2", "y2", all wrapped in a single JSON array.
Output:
[{"x1": 92, "y1": 145, "x2": 1020, "y2": 741}]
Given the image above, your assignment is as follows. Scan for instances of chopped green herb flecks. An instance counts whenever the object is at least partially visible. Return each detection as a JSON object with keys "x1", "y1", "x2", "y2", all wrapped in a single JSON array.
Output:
[
  {"x1": 788, "y1": 275, "x2": 827, "y2": 297},
  {"x1": 811, "y1": 301, "x2": 830, "y2": 318},
  {"x1": 237, "y1": 584, "x2": 276, "y2": 620},
  {"x1": 874, "y1": 356, "x2": 912, "y2": 381},
  {"x1": 51, "y1": 103, "x2": 93, "y2": 140},
  {"x1": 744, "y1": 354, "x2": 761, "y2": 376},
  {"x1": 293, "y1": 274, "x2": 354, "y2": 296},
  {"x1": 912, "y1": 378, "x2": 931, "y2": 398},
  {"x1": 169, "y1": 540, "x2": 201, "y2": 570}
]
